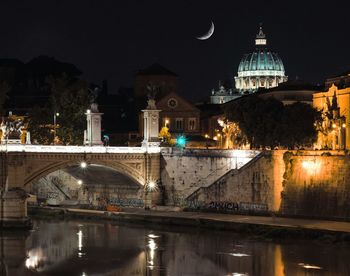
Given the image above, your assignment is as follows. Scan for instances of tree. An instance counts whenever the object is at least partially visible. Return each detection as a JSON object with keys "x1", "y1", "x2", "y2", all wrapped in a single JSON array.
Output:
[
  {"x1": 49, "y1": 75, "x2": 94, "y2": 145},
  {"x1": 279, "y1": 102, "x2": 320, "y2": 149},
  {"x1": 217, "y1": 117, "x2": 247, "y2": 148},
  {"x1": 224, "y1": 96, "x2": 320, "y2": 149},
  {"x1": 28, "y1": 74, "x2": 94, "y2": 145},
  {"x1": 225, "y1": 96, "x2": 284, "y2": 148},
  {"x1": 159, "y1": 126, "x2": 172, "y2": 145}
]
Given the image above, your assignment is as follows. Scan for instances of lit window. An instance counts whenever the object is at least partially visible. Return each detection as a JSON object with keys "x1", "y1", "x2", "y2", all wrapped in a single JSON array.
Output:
[
  {"x1": 175, "y1": 118, "x2": 183, "y2": 130},
  {"x1": 188, "y1": 118, "x2": 196, "y2": 131}
]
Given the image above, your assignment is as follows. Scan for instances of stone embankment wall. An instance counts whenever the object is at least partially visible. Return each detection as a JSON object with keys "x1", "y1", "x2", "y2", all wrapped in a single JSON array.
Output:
[
  {"x1": 177, "y1": 149, "x2": 350, "y2": 219},
  {"x1": 160, "y1": 148, "x2": 259, "y2": 206},
  {"x1": 0, "y1": 152, "x2": 6, "y2": 190},
  {"x1": 280, "y1": 150, "x2": 350, "y2": 218},
  {"x1": 185, "y1": 151, "x2": 284, "y2": 213}
]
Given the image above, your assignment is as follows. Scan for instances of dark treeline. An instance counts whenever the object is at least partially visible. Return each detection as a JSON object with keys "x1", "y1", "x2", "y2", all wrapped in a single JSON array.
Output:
[{"x1": 224, "y1": 96, "x2": 320, "y2": 149}]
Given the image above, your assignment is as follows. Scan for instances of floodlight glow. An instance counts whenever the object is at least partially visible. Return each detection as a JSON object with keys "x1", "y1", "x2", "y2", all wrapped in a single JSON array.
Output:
[
  {"x1": 148, "y1": 181, "x2": 156, "y2": 191},
  {"x1": 77, "y1": 180, "x2": 83, "y2": 185},
  {"x1": 80, "y1": 161, "x2": 87, "y2": 168}
]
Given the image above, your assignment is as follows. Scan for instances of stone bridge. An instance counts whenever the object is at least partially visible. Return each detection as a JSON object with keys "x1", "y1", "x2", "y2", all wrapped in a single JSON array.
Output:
[{"x1": 0, "y1": 144, "x2": 160, "y2": 228}]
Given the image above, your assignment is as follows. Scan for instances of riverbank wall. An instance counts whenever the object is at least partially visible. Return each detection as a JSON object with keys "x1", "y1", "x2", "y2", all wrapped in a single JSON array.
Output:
[
  {"x1": 164, "y1": 150, "x2": 350, "y2": 220},
  {"x1": 28, "y1": 206, "x2": 350, "y2": 241}
]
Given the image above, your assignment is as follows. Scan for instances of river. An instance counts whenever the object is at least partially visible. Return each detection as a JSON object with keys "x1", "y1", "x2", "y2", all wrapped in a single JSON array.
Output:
[{"x1": 1, "y1": 219, "x2": 350, "y2": 275}]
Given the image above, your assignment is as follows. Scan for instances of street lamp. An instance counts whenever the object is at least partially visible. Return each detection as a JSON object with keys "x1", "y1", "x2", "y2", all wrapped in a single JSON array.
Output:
[{"x1": 53, "y1": 112, "x2": 60, "y2": 145}]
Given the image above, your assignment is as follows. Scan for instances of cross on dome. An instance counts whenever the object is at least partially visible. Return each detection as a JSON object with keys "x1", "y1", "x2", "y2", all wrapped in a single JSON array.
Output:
[{"x1": 255, "y1": 25, "x2": 267, "y2": 46}]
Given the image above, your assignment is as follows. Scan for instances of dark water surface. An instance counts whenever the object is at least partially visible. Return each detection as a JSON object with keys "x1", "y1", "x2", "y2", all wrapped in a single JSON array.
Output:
[{"x1": 1, "y1": 219, "x2": 350, "y2": 276}]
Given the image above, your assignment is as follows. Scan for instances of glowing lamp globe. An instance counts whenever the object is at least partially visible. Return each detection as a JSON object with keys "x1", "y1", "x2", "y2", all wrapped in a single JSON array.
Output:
[{"x1": 176, "y1": 136, "x2": 186, "y2": 147}]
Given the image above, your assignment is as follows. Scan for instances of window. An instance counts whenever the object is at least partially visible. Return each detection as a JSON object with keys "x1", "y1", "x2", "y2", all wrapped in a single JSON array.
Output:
[
  {"x1": 175, "y1": 118, "x2": 183, "y2": 130},
  {"x1": 188, "y1": 118, "x2": 196, "y2": 131}
]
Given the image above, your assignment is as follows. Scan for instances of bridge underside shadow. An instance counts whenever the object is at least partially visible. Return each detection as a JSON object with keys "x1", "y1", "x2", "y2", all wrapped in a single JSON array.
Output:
[
  {"x1": 1, "y1": 151, "x2": 161, "y2": 228},
  {"x1": 27, "y1": 164, "x2": 145, "y2": 208}
]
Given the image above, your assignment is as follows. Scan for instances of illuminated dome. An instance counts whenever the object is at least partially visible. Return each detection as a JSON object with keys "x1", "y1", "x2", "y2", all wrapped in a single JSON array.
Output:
[{"x1": 235, "y1": 26, "x2": 287, "y2": 93}]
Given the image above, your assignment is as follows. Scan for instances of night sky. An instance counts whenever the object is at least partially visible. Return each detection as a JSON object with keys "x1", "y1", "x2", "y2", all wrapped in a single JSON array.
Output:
[{"x1": 1, "y1": 1, "x2": 349, "y2": 101}]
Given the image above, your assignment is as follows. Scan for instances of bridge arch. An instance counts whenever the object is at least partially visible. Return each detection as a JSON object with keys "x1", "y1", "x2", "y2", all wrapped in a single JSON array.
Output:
[{"x1": 24, "y1": 159, "x2": 146, "y2": 187}]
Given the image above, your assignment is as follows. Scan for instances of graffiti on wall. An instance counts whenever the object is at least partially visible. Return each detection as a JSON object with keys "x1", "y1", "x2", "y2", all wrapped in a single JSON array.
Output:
[
  {"x1": 207, "y1": 201, "x2": 268, "y2": 212},
  {"x1": 184, "y1": 200, "x2": 268, "y2": 213},
  {"x1": 109, "y1": 198, "x2": 144, "y2": 208}
]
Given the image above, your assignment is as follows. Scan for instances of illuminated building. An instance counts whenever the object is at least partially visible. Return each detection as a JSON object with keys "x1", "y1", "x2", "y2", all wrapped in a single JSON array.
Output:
[
  {"x1": 210, "y1": 82, "x2": 240, "y2": 104},
  {"x1": 234, "y1": 26, "x2": 287, "y2": 93},
  {"x1": 313, "y1": 72, "x2": 350, "y2": 149}
]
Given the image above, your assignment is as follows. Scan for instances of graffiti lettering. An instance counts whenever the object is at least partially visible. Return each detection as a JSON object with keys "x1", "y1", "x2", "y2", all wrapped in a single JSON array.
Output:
[
  {"x1": 47, "y1": 192, "x2": 58, "y2": 199},
  {"x1": 207, "y1": 201, "x2": 239, "y2": 211},
  {"x1": 239, "y1": 202, "x2": 268, "y2": 212},
  {"x1": 108, "y1": 198, "x2": 144, "y2": 208},
  {"x1": 206, "y1": 201, "x2": 268, "y2": 212},
  {"x1": 185, "y1": 199, "x2": 204, "y2": 209}
]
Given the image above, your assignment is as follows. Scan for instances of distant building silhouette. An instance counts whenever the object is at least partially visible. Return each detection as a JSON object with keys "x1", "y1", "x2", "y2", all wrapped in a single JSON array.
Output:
[{"x1": 0, "y1": 55, "x2": 82, "y2": 115}]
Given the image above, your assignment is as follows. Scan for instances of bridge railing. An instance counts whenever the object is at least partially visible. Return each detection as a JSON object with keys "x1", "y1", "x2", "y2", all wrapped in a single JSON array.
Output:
[{"x1": 0, "y1": 144, "x2": 160, "y2": 153}]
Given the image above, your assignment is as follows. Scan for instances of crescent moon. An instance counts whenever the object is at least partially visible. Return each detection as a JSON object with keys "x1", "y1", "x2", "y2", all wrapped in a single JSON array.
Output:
[{"x1": 196, "y1": 21, "x2": 214, "y2": 40}]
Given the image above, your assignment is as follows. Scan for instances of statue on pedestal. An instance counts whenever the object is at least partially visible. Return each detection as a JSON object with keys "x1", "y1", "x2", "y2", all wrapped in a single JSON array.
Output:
[
  {"x1": 0, "y1": 118, "x2": 24, "y2": 143},
  {"x1": 146, "y1": 84, "x2": 158, "y2": 110}
]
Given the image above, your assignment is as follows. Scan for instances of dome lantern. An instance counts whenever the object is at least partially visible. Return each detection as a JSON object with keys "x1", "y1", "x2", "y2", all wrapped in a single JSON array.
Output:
[{"x1": 255, "y1": 26, "x2": 267, "y2": 46}]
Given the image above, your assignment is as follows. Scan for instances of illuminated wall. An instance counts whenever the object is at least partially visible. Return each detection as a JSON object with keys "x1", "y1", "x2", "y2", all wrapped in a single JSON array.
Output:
[
  {"x1": 280, "y1": 150, "x2": 350, "y2": 217},
  {"x1": 313, "y1": 84, "x2": 350, "y2": 149}
]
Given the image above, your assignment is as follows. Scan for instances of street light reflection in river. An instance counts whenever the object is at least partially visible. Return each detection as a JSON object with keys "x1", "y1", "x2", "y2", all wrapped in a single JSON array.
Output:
[
  {"x1": 25, "y1": 248, "x2": 46, "y2": 271},
  {"x1": 77, "y1": 229, "x2": 84, "y2": 258},
  {"x1": 147, "y1": 233, "x2": 159, "y2": 270}
]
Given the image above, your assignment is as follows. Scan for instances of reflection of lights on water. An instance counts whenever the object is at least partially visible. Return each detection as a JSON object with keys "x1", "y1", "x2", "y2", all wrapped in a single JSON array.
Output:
[
  {"x1": 228, "y1": 273, "x2": 249, "y2": 276},
  {"x1": 148, "y1": 234, "x2": 160, "y2": 238},
  {"x1": 229, "y1": 253, "x2": 250, "y2": 257},
  {"x1": 25, "y1": 248, "x2": 46, "y2": 271},
  {"x1": 82, "y1": 272, "x2": 87, "y2": 276},
  {"x1": 147, "y1": 237, "x2": 158, "y2": 270},
  {"x1": 218, "y1": 252, "x2": 250, "y2": 257},
  {"x1": 298, "y1": 263, "x2": 322, "y2": 270},
  {"x1": 77, "y1": 230, "x2": 83, "y2": 257}
]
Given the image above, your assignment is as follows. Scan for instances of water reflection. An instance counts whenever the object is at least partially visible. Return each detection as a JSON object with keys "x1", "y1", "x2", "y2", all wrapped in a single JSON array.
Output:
[{"x1": 0, "y1": 220, "x2": 350, "y2": 275}]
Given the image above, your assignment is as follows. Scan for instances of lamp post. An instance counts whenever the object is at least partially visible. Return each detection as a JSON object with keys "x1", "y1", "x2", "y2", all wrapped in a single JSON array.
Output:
[
  {"x1": 53, "y1": 112, "x2": 59, "y2": 145},
  {"x1": 164, "y1": 119, "x2": 169, "y2": 128}
]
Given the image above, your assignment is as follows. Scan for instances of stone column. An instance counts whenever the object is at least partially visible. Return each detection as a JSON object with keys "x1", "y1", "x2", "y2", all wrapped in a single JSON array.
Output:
[
  {"x1": 143, "y1": 152, "x2": 162, "y2": 208},
  {"x1": 141, "y1": 99, "x2": 161, "y2": 148},
  {"x1": 85, "y1": 103, "x2": 103, "y2": 146}
]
